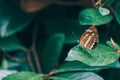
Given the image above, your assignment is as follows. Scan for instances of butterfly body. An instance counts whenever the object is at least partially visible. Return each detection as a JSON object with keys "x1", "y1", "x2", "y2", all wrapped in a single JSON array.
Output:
[{"x1": 79, "y1": 26, "x2": 99, "y2": 50}]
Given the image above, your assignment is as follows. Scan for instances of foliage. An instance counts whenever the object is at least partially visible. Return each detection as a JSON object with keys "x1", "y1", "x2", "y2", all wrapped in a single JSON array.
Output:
[
  {"x1": 3, "y1": 72, "x2": 44, "y2": 80},
  {"x1": 0, "y1": 0, "x2": 120, "y2": 80},
  {"x1": 79, "y1": 8, "x2": 113, "y2": 25}
]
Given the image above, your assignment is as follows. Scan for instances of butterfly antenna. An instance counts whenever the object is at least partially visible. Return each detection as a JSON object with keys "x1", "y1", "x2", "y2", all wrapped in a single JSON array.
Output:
[{"x1": 72, "y1": 32, "x2": 79, "y2": 43}]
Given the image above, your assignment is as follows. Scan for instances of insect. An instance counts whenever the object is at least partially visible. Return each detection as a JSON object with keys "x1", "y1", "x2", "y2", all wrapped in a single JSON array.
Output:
[{"x1": 79, "y1": 26, "x2": 99, "y2": 50}]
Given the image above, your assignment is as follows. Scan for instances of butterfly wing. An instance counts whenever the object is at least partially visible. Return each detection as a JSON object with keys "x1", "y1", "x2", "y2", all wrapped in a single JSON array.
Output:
[{"x1": 79, "y1": 26, "x2": 99, "y2": 50}]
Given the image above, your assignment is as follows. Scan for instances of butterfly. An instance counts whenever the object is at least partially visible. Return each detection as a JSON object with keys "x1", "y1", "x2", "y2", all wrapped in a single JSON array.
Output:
[{"x1": 79, "y1": 26, "x2": 99, "y2": 50}]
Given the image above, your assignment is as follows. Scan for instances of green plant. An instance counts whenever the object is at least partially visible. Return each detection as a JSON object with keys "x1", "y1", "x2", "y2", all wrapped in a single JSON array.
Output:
[{"x1": 0, "y1": 0, "x2": 120, "y2": 80}]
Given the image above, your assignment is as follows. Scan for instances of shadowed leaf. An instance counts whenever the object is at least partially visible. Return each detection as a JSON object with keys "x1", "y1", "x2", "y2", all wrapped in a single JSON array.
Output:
[
  {"x1": 0, "y1": 1, "x2": 35, "y2": 37},
  {"x1": 114, "y1": 2, "x2": 120, "y2": 24},
  {"x1": 40, "y1": 33, "x2": 65, "y2": 73},
  {"x1": 0, "y1": 36, "x2": 27, "y2": 51}
]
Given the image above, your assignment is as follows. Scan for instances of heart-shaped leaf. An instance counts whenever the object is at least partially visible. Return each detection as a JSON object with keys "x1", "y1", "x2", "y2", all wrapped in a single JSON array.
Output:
[
  {"x1": 65, "y1": 44, "x2": 120, "y2": 66},
  {"x1": 79, "y1": 8, "x2": 113, "y2": 25},
  {"x1": 99, "y1": 7, "x2": 110, "y2": 16}
]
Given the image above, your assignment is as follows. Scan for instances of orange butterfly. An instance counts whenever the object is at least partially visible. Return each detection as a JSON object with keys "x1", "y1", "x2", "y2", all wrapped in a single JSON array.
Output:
[{"x1": 79, "y1": 26, "x2": 99, "y2": 50}]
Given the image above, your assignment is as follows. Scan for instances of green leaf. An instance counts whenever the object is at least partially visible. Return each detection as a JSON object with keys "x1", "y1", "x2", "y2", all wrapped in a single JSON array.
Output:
[
  {"x1": 102, "y1": 0, "x2": 114, "y2": 6},
  {"x1": 0, "y1": 36, "x2": 27, "y2": 51},
  {"x1": 99, "y1": 7, "x2": 110, "y2": 16},
  {"x1": 65, "y1": 44, "x2": 120, "y2": 66},
  {"x1": 49, "y1": 77, "x2": 69, "y2": 80},
  {"x1": 0, "y1": 1, "x2": 34, "y2": 37},
  {"x1": 3, "y1": 72, "x2": 44, "y2": 80},
  {"x1": 55, "y1": 61, "x2": 120, "y2": 73},
  {"x1": 79, "y1": 8, "x2": 113, "y2": 25},
  {"x1": 52, "y1": 72, "x2": 104, "y2": 80},
  {"x1": 40, "y1": 33, "x2": 65, "y2": 73},
  {"x1": 0, "y1": 70, "x2": 17, "y2": 80},
  {"x1": 114, "y1": 2, "x2": 120, "y2": 24}
]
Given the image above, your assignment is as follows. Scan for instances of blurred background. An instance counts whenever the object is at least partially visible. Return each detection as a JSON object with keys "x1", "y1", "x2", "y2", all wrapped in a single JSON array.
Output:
[{"x1": 0, "y1": 0, "x2": 120, "y2": 80}]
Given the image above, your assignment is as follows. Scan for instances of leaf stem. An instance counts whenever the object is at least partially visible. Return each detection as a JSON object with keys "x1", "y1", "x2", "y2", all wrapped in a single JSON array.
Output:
[
  {"x1": 27, "y1": 50, "x2": 35, "y2": 72},
  {"x1": 0, "y1": 48, "x2": 25, "y2": 63},
  {"x1": 31, "y1": 20, "x2": 42, "y2": 73},
  {"x1": 45, "y1": 70, "x2": 56, "y2": 77}
]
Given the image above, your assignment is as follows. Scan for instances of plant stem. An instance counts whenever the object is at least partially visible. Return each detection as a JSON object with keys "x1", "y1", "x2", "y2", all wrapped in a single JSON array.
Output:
[
  {"x1": 31, "y1": 20, "x2": 42, "y2": 73},
  {"x1": 0, "y1": 48, "x2": 25, "y2": 63},
  {"x1": 27, "y1": 50, "x2": 35, "y2": 72},
  {"x1": 45, "y1": 70, "x2": 56, "y2": 77},
  {"x1": 32, "y1": 47, "x2": 42, "y2": 73}
]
